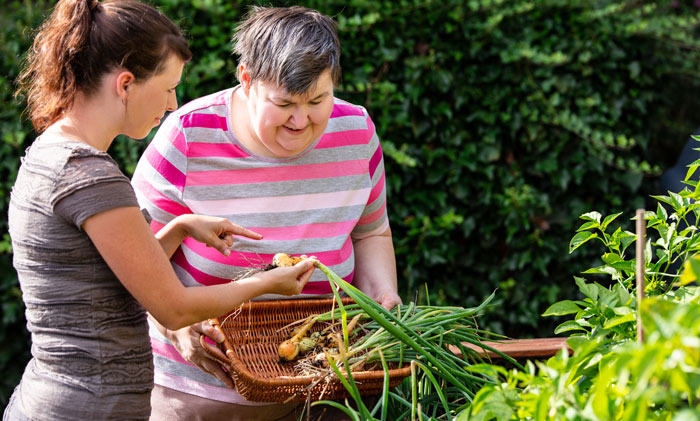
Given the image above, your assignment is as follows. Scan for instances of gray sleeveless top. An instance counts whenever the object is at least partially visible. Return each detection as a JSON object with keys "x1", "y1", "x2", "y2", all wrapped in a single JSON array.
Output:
[{"x1": 5, "y1": 138, "x2": 153, "y2": 420}]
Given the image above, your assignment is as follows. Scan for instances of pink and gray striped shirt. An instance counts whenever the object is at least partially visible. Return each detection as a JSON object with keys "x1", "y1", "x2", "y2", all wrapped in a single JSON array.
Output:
[{"x1": 131, "y1": 87, "x2": 388, "y2": 403}]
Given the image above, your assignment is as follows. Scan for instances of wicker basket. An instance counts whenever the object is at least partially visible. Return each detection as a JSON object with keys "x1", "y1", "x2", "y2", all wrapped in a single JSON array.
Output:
[{"x1": 209, "y1": 297, "x2": 412, "y2": 403}]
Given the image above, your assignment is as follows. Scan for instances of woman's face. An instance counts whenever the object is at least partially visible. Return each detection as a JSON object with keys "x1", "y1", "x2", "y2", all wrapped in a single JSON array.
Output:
[
  {"x1": 245, "y1": 69, "x2": 334, "y2": 158},
  {"x1": 123, "y1": 53, "x2": 184, "y2": 139}
]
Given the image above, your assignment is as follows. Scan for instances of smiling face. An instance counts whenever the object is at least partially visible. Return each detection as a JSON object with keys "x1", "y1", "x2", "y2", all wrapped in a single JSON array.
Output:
[
  {"x1": 242, "y1": 69, "x2": 334, "y2": 158},
  {"x1": 123, "y1": 53, "x2": 185, "y2": 139}
]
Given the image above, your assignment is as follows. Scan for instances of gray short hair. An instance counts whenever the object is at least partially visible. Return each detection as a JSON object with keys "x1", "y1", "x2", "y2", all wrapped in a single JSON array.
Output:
[{"x1": 232, "y1": 6, "x2": 341, "y2": 95}]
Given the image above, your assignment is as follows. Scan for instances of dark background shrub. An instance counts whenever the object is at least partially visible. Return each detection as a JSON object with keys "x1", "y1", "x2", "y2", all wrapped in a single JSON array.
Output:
[{"x1": 2, "y1": 0, "x2": 700, "y2": 408}]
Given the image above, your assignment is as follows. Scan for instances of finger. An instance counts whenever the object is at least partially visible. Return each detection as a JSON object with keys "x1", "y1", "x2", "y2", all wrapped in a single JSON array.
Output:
[
  {"x1": 293, "y1": 259, "x2": 316, "y2": 276},
  {"x1": 201, "y1": 321, "x2": 226, "y2": 343},
  {"x1": 199, "y1": 334, "x2": 231, "y2": 366},
  {"x1": 203, "y1": 233, "x2": 233, "y2": 256},
  {"x1": 299, "y1": 254, "x2": 318, "y2": 262},
  {"x1": 190, "y1": 321, "x2": 207, "y2": 335},
  {"x1": 295, "y1": 266, "x2": 315, "y2": 290},
  {"x1": 380, "y1": 293, "x2": 402, "y2": 310},
  {"x1": 200, "y1": 358, "x2": 234, "y2": 389},
  {"x1": 219, "y1": 233, "x2": 234, "y2": 248},
  {"x1": 226, "y1": 223, "x2": 263, "y2": 240}
]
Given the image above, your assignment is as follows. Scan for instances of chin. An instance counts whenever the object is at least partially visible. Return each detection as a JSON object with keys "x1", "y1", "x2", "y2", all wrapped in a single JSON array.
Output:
[{"x1": 124, "y1": 130, "x2": 151, "y2": 140}]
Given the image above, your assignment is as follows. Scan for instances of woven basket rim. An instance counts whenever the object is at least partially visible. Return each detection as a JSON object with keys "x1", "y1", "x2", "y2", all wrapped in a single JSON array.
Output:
[{"x1": 213, "y1": 297, "x2": 412, "y2": 402}]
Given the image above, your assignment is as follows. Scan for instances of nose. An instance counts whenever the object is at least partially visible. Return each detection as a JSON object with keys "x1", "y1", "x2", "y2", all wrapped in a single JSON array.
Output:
[
  {"x1": 288, "y1": 105, "x2": 309, "y2": 128},
  {"x1": 166, "y1": 91, "x2": 178, "y2": 112}
]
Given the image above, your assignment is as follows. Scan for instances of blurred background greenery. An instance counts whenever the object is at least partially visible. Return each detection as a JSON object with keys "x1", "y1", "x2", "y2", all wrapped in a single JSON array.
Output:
[{"x1": 2, "y1": 0, "x2": 700, "y2": 408}]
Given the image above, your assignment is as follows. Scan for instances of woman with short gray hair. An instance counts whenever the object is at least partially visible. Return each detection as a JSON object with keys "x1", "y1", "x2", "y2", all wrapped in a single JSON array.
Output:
[{"x1": 132, "y1": 5, "x2": 400, "y2": 420}]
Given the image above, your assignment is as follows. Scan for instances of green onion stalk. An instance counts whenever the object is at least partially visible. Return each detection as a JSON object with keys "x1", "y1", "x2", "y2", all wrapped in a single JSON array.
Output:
[{"x1": 307, "y1": 261, "x2": 523, "y2": 420}]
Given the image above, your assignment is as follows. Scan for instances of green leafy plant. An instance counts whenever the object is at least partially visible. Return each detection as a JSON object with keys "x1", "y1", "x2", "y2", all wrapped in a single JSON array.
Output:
[
  {"x1": 459, "y1": 140, "x2": 700, "y2": 420},
  {"x1": 459, "y1": 296, "x2": 700, "y2": 421}
]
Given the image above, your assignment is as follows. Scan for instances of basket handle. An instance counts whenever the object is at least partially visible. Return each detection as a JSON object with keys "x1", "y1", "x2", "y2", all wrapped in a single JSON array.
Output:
[
  {"x1": 206, "y1": 317, "x2": 237, "y2": 363},
  {"x1": 199, "y1": 333, "x2": 232, "y2": 367}
]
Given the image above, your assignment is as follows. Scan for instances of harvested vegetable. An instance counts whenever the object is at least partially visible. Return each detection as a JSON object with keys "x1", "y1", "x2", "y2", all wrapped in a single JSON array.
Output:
[
  {"x1": 277, "y1": 314, "x2": 318, "y2": 361},
  {"x1": 271, "y1": 252, "x2": 304, "y2": 268},
  {"x1": 268, "y1": 254, "x2": 522, "y2": 419}
]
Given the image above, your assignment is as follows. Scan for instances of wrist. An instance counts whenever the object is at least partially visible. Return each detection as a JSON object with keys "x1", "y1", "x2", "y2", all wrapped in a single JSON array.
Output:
[
  {"x1": 234, "y1": 273, "x2": 274, "y2": 296},
  {"x1": 170, "y1": 214, "x2": 193, "y2": 239}
]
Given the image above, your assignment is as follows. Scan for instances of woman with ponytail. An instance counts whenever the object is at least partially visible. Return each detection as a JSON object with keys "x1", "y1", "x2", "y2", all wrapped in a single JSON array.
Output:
[{"x1": 3, "y1": 1, "x2": 316, "y2": 420}]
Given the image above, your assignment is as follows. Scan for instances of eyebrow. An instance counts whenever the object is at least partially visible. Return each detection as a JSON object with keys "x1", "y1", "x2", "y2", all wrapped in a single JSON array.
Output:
[{"x1": 273, "y1": 92, "x2": 330, "y2": 103}]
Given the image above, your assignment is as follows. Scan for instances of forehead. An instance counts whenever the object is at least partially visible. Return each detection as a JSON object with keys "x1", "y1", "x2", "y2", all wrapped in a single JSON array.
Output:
[
  {"x1": 259, "y1": 69, "x2": 333, "y2": 99},
  {"x1": 149, "y1": 54, "x2": 184, "y2": 83}
]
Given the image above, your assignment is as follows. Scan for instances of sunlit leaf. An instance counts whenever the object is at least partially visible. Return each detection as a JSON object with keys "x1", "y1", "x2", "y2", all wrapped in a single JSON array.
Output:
[
  {"x1": 603, "y1": 312, "x2": 635, "y2": 329},
  {"x1": 580, "y1": 211, "x2": 602, "y2": 223},
  {"x1": 554, "y1": 320, "x2": 587, "y2": 334},
  {"x1": 543, "y1": 300, "x2": 582, "y2": 316},
  {"x1": 570, "y1": 231, "x2": 598, "y2": 254},
  {"x1": 601, "y1": 212, "x2": 623, "y2": 230}
]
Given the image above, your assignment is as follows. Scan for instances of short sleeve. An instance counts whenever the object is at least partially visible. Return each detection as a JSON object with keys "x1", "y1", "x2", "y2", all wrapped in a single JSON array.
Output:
[
  {"x1": 131, "y1": 111, "x2": 192, "y2": 233},
  {"x1": 351, "y1": 109, "x2": 390, "y2": 239},
  {"x1": 52, "y1": 151, "x2": 139, "y2": 229}
]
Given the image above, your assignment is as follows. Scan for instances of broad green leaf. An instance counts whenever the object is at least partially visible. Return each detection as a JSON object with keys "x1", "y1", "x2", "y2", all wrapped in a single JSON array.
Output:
[
  {"x1": 601, "y1": 212, "x2": 623, "y2": 230},
  {"x1": 608, "y1": 260, "x2": 635, "y2": 274},
  {"x1": 686, "y1": 162, "x2": 699, "y2": 183},
  {"x1": 603, "y1": 312, "x2": 635, "y2": 329},
  {"x1": 615, "y1": 285, "x2": 633, "y2": 306},
  {"x1": 601, "y1": 253, "x2": 622, "y2": 264},
  {"x1": 543, "y1": 300, "x2": 582, "y2": 316},
  {"x1": 669, "y1": 369, "x2": 691, "y2": 398},
  {"x1": 656, "y1": 202, "x2": 668, "y2": 222},
  {"x1": 669, "y1": 191, "x2": 684, "y2": 210},
  {"x1": 612, "y1": 306, "x2": 633, "y2": 316},
  {"x1": 680, "y1": 258, "x2": 700, "y2": 285},
  {"x1": 591, "y1": 369, "x2": 612, "y2": 420},
  {"x1": 566, "y1": 336, "x2": 588, "y2": 351},
  {"x1": 620, "y1": 231, "x2": 637, "y2": 253},
  {"x1": 576, "y1": 221, "x2": 598, "y2": 232},
  {"x1": 569, "y1": 231, "x2": 598, "y2": 254},
  {"x1": 651, "y1": 194, "x2": 676, "y2": 208},
  {"x1": 554, "y1": 320, "x2": 587, "y2": 334},
  {"x1": 583, "y1": 265, "x2": 619, "y2": 277},
  {"x1": 583, "y1": 351, "x2": 604, "y2": 370},
  {"x1": 575, "y1": 277, "x2": 599, "y2": 301},
  {"x1": 580, "y1": 211, "x2": 602, "y2": 223}
]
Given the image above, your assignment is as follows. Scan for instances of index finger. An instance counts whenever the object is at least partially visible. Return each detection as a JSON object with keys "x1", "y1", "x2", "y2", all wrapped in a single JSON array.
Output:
[{"x1": 226, "y1": 223, "x2": 263, "y2": 240}]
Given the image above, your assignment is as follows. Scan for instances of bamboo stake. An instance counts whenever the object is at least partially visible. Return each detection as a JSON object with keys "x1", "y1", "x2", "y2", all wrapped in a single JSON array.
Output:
[{"x1": 635, "y1": 208, "x2": 645, "y2": 343}]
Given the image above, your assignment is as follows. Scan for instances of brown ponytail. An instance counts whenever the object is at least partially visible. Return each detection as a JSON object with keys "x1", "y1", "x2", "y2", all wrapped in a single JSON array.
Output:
[{"x1": 17, "y1": 0, "x2": 192, "y2": 133}]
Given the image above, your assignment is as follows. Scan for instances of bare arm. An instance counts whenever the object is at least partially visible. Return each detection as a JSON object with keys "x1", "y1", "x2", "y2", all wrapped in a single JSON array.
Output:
[
  {"x1": 155, "y1": 213, "x2": 262, "y2": 259},
  {"x1": 352, "y1": 227, "x2": 402, "y2": 310},
  {"x1": 82, "y1": 206, "x2": 314, "y2": 330}
]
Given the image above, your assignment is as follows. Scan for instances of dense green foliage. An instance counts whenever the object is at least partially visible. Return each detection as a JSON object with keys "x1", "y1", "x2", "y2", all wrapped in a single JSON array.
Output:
[
  {"x1": 2, "y1": 0, "x2": 700, "y2": 409},
  {"x1": 460, "y1": 153, "x2": 700, "y2": 420}
]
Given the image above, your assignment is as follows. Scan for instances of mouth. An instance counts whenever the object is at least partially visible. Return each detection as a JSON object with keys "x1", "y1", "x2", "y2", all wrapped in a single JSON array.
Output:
[{"x1": 282, "y1": 125, "x2": 308, "y2": 135}]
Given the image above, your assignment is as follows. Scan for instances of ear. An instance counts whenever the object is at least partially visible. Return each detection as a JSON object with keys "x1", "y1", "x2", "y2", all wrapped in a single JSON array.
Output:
[
  {"x1": 115, "y1": 70, "x2": 136, "y2": 103},
  {"x1": 238, "y1": 63, "x2": 252, "y2": 96}
]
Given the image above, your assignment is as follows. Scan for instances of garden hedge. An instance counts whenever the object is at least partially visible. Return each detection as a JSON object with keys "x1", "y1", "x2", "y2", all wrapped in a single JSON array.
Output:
[{"x1": 2, "y1": 0, "x2": 700, "y2": 408}]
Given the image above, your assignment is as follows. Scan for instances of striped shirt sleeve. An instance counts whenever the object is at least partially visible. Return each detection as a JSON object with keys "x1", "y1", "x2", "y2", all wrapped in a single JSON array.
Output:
[
  {"x1": 132, "y1": 112, "x2": 192, "y2": 232},
  {"x1": 351, "y1": 108, "x2": 389, "y2": 240}
]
